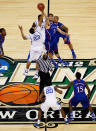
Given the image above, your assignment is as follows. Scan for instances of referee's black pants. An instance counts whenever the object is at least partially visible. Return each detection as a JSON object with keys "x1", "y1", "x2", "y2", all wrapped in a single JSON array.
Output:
[{"x1": 39, "y1": 71, "x2": 51, "y2": 94}]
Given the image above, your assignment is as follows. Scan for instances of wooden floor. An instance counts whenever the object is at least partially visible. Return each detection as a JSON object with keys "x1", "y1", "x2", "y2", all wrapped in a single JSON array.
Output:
[
  {"x1": 0, "y1": 0, "x2": 96, "y2": 59},
  {"x1": 0, "y1": 0, "x2": 96, "y2": 130}
]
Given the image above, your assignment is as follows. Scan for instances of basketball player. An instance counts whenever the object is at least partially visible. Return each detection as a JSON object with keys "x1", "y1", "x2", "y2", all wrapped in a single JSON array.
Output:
[
  {"x1": 18, "y1": 11, "x2": 45, "y2": 76},
  {"x1": 0, "y1": 28, "x2": 6, "y2": 76},
  {"x1": 46, "y1": 14, "x2": 76, "y2": 68},
  {"x1": 48, "y1": 13, "x2": 54, "y2": 25},
  {"x1": 57, "y1": 72, "x2": 96, "y2": 121},
  {"x1": 33, "y1": 81, "x2": 69, "y2": 128},
  {"x1": 53, "y1": 16, "x2": 76, "y2": 59},
  {"x1": 45, "y1": 15, "x2": 69, "y2": 68},
  {"x1": 34, "y1": 14, "x2": 46, "y2": 44}
]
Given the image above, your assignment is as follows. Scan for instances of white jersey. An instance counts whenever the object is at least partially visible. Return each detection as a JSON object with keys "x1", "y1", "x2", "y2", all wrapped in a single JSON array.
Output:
[
  {"x1": 41, "y1": 85, "x2": 61, "y2": 113},
  {"x1": 35, "y1": 18, "x2": 46, "y2": 30},
  {"x1": 35, "y1": 18, "x2": 46, "y2": 43},
  {"x1": 26, "y1": 26, "x2": 43, "y2": 51},
  {"x1": 44, "y1": 86, "x2": 57, "y2": 103}
]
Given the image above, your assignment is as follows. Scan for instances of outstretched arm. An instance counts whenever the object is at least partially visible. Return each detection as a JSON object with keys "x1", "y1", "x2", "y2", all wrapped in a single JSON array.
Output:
[
  {"x1": 56, "y1": 81, "x2": 74, "y2": 89},
  {"x1": 54, "y1": 86, "x2": 63, "y2": 94},
  {"x1": 60, "y1": 25, "x2": 68, "y2": 33},
  {"x1": 18, "y1": 25, "x2": 27, "y2": 40},
  {"x1": 85, "y1": 82, "x2": 91, "y2": 97},
  {"x1": 57, "y1": 27, "x2": 69, "y2": 36}
]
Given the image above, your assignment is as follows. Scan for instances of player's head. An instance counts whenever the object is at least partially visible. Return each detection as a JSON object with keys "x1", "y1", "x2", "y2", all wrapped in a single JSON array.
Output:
[
  {"x1": 0, "y1": 28, "x2": 6, "y2": 36},
  {"x1": 43, "y1": 53, "x2": 48, "y2": 60},
  {"x1": 38, "y1": 14, "x2": 43, "y2": 22},
  {"x1": 76, "y1": 72, "x2": 81, "y2": 80},
  {"x1": 48, "y1": 13, "x2": 54, "y2": 22},
  {"x1": 29, "y1": 23, "x2": 36, "y2": 34},
  {"x1": 38, "y1": 14, "x2": 41, "y2": 21},
  {"x1": 44, "y1": 78, "x2": 52, "y2": 87},
  {"x1": 54, "y1": 16, "x2": 59, "y2": 23}
]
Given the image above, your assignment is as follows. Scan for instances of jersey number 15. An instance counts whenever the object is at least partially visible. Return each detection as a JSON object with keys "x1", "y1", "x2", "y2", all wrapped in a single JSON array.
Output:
[{"x1": 77, "y1": 86, "x2": 84, "y2": 93}]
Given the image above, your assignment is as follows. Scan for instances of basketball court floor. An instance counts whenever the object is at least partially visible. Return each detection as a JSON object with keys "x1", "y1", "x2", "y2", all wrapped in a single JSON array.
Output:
[{"x1": 0, "y1": 0, "x2": 96, "y2": 131}]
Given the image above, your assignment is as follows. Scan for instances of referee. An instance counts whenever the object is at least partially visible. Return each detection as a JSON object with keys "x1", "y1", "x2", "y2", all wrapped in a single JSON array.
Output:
[{"x1": 36, "y1": 53, "x2": 53, "y2": 93}]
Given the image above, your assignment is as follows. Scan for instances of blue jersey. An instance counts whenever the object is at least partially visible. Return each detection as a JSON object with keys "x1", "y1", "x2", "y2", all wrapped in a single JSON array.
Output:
[
  {"x1": 0, "y1": 34, "x2": 4, "y2": 48},
  {"x1": 45, "y1": 23, "x2": 57, "y2": 41},
  {"x1": 73, "y1": 80, "x2": 86, "y2": 96},
  {"x1": 55, "y1": 22, "x2": 63, "y2": 37},
  {"x1": 53, "y1": 22, "x2": 66, "y2": 43}
]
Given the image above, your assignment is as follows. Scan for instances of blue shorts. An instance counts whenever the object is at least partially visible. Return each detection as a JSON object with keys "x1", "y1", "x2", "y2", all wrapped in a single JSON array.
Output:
[
  {"x1": 45, "y1": 38, "x2": 58, "y2": 53},
  {"x1": 59, "y1": 34, "x2": 70, "y2": 44},
  {"x1": 70, "y1": 95, "x2": 90, "y2": 108}
]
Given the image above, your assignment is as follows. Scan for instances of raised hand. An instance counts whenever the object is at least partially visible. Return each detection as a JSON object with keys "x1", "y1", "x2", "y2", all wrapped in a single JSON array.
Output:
[{"x1": 18, "y1": 25, "x2": 23, "y2": 31}]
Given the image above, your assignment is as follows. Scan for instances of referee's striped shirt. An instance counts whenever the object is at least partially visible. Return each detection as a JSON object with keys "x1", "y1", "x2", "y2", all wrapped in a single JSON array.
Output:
[{"x1": 37, "y1": 56, "x2": 53, "y2": 73}]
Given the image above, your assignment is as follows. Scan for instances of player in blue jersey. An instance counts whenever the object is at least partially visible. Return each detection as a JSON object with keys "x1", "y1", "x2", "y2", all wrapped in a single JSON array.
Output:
[
  {"x1": 47, "y1": 14, "x2": 76, "y2": 60},
  {"x1": 53, "y1": 16, "x2": 76, "y2": 59},
  {"x1": 45, "y1": 14, "x2": 69, "y2": 68},
  {"x1": 0, "y1": 28, "x2": 6, "y2": 58},
  {"x1": 0, "y1": 28, "x2": 6, "y2": 76},
  {"x1": 57, "y1": 72, "x2": 96, "y2": 121}
]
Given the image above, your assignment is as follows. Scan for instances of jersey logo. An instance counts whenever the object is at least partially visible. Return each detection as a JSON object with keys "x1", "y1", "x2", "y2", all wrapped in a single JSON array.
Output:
[
  {"x1": 46, "y1": 88, "x2": 53, "y2": 94},
  {"x1": 33, "y1": 35, "x2": 40, "y2": 41}
]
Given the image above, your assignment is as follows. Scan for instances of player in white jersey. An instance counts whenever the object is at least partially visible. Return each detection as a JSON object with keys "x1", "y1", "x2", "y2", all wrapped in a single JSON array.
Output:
[
  {"x1": 34, "y1": 15, "x2": 46, "y2": 44},
  {"x1": 35, "y1": 14, "x2": 46, "y2": 30},
  {"x1": 18, "y1": 11, "x2": 45, "y2": 76},
  {"x1": 33, "y1": 81, "x2": 69, "y2": 128}
]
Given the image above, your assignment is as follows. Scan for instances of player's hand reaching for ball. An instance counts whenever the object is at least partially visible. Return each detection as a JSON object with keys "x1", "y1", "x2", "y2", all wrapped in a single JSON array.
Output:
[{"x1": 18, "y1": 25, "x2": 23, "y2": 31}]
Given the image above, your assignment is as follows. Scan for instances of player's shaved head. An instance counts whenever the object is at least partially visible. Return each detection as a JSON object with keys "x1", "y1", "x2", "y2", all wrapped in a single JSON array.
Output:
[
  {"x1": 54, "y1": 16, "x2": 59, "y2": 20},
  {"x1": 0, "y1": 28, "x2": 6, "y2": 36},
  {"x1": 54, "y1": 16, "x2": 59, "y2": 23},
  {"x1": 44, "y1": 79, "x2": 52, "y2": 87},
  {"x1": 76, "y1": 72, "x2": 81, "y2": 80},
  {"x1": 0, "y1": 28, "x2": 5, "y2": 33}
]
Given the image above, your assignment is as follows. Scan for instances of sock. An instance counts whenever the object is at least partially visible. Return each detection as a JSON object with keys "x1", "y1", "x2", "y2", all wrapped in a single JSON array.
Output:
[
  {"x1": 64, "y1": 117, "x2": 68, "y2": 122},
  {"x1": 25, "y1": 68, "x2": 29, "y2": 73},
  {"x1": 58, "y1": 57, "x2": 68, "y2": 65},
  {"x1": 58, "y1": 56, "x2": 62, "y2": 63},
  {"x1": 35, "y1": 70, "x2": 39, "y2": 75},
  {"x1": 70, "y1": 111, "x2": 73, "y2": 118},
  {"x1": 91, "y1": 112, "x2": 95, "y2": 119},
  {"x1": 71, "y1": 49, "x2": 76, "y2": 59},
  {"x1": 51, "y1": 58, "x2": 58, "y2": 68},
  {"x1": 37, "y1": 120, "x2": 40, "y2": 124}
]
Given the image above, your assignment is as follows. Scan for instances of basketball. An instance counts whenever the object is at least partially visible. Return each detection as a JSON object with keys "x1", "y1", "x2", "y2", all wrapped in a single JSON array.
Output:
[
  {"x1": 0, "y1": 84, "x2": 40, "y2": 105},
  {"x1": 37, "y1": 3, "x2": 45, "y2": 11}
]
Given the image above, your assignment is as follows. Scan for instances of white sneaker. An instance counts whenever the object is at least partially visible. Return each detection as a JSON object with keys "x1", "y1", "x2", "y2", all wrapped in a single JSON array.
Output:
[
  {"x1": 33, "y1": 74, "x2": 39, "y2": 80},
  {"x1": 23, "y1": 70, "x2": 29, "y2": 76},
  {"x1": 0, "y1": 73, "x2": 3, "y2": 76}
]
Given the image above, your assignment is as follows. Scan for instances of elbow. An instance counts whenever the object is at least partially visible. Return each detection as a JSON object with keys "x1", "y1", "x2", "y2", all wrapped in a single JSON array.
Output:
[{"x1": 23, "y1": 37, "x2": 27, "y2": 40}]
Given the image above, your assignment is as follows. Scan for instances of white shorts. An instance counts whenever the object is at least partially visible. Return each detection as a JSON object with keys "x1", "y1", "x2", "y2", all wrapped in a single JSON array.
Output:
[
  {"x1": 41, "y1": 101, "x2": 61, "y2": 113},
  {"x1": 27, "y1": 50, "x2": 42, "y2": 62}
]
